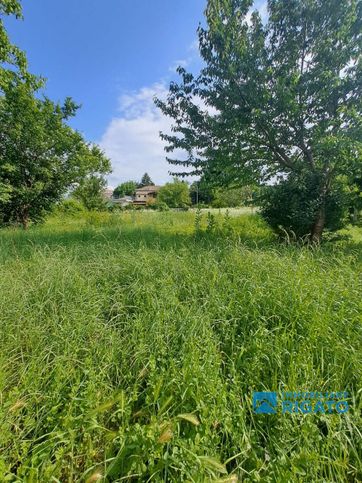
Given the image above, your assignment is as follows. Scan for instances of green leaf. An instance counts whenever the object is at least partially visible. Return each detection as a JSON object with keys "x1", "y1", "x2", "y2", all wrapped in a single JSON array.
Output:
[
  {"x1": 198, "y1": 456, "x2": 228, "y2": 474},
  {"x1": 176, "y1": 413, "x2": 200, "y2": 426}
]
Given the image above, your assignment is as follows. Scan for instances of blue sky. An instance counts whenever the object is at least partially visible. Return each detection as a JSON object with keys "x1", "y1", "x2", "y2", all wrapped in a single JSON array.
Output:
[{"x1": 5, "y1": 0, "x2": 266, "y2": 186}]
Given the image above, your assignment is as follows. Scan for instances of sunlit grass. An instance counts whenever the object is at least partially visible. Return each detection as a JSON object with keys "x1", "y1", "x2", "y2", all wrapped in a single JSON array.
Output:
[{"x1": 0, "y1": 211, "x2": 361, "y2": 481}]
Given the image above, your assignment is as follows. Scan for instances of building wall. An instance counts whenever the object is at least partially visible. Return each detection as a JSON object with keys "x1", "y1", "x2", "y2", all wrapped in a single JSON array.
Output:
[
  {"x1": 135, "y1": 191, "x2": 158, "y2": 202},
  {"x1": 135, "y1": 193, "x2": 149, "y2": 201}
]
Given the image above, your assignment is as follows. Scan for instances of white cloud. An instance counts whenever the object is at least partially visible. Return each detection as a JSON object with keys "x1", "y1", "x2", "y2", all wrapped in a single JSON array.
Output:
[
  {"x1": 99, "y1": 34, "x2": 206, "y2": 188},
  {"x1": 99, "y1": 1, "x2": 269, "y2": 188},
  {"x1": 189, "y1": 38, "x2": 200, "y2": 53},
  {"x1": 168, "y1": 59, "x2": 189, "y2": 73},
  {"x1": 100, "y1": 82, "x2": 178, "y2": 186},
  {"x1": 99, "y1": 75, "x2": 219, "y2": 187},
  {"x1": 168, "y1": 38, "x2": 202, "y2": 73}
]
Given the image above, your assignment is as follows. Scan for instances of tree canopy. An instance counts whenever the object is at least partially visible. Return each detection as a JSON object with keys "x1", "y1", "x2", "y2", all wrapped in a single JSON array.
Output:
[
  {"x1": 156, "y1": 0, "x2": 362, "y2": 240},
  {"x1": 139, "y1": 172, "x2": 154, "y2": 187},
  {"x1": 0, "y1": 83, "x2": 111, "y2": 227},
  {"x1": 113, "y1": 181, "x2": 137, "y2": 198},
  {"x1": 0, "y1": 1, "x2": 23, "y2": 75},
  {"x1": 0, "y1": 1, "x2": 111, "y2": 227},
  {"x1": 158, "y1": 179, "x2": 191, "y2": 208},
  {"x1": 0, "y1": 0, "x2": 37, "y2": 90},
  {"x1": 73, "y1": 175, "x2": 108, "y2": 211}
]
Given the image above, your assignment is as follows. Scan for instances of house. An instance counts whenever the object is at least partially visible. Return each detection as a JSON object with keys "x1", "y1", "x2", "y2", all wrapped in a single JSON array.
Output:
[
  {"x1": 133, "y1": 185, "x2": 161, "y2": 206},
  {"x1": 103, "y1": 187, "x2": 114, "y2": 200},
  {"x1": 113, "y1": 195, "x2": 133, "y2": 207}
]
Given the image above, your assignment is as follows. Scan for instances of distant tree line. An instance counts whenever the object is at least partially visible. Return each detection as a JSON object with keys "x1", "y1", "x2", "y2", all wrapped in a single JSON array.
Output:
[{"x1": 111, "y1": 173, "x2": 257, "y2": 211}]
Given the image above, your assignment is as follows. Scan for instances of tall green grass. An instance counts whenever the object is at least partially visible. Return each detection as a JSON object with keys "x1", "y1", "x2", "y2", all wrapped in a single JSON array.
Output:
[{"x1": 0, "y1": 211, "x2": 361, "y2": 481}]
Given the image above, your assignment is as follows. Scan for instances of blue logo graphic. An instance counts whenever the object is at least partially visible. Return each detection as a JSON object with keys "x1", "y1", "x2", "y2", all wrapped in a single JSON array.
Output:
[
  {"x1": 252, "y1": 390, "x2": 350, "y2": 414},
  {"x1": 253, "y1": 392, "x2": 277, "y2": 414}
]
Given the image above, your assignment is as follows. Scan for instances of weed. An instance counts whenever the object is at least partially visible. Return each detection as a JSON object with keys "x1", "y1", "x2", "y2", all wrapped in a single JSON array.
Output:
[{"x1": 0, "y1": 210, "x2": 360, "y2": 481}]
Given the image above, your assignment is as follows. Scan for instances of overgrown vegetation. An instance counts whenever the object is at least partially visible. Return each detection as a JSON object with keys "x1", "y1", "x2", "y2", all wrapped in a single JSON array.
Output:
[
  {"x1": 0, "y1": 211, "x2": 360, "y2": 481},
  {"x1": 259, "y1": 172, "x2": 350, "y2": 240}
]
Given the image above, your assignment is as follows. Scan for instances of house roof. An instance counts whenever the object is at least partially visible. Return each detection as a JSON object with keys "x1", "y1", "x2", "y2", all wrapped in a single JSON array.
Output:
[{"x1": 135, "y1": 185, "x2": 161, "y2": 193}]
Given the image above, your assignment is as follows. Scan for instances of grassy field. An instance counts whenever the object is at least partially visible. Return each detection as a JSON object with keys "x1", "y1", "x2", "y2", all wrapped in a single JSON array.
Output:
[{"x1": 0, "y1": 210, "x2": 361, "y2": 482}]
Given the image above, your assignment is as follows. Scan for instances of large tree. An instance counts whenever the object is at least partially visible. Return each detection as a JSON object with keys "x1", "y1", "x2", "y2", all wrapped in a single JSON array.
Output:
[
  {"x1": 0, "y1": 82, "x2": 111, "y2": 228},
  {"x1": 156, "y1": 0, "x2": 362, "y2": 241},
  {"x1": 0, "y1": 1, "x2": 111, "y2": 227}
]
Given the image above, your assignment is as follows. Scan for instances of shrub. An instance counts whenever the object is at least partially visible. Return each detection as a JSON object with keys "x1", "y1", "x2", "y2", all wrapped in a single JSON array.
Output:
[
  {"x1": 259, "y1": 173, "x2": 349, "y2": 239},
  {"x1": 158, "y1": 179, "x2": 191, "y2": 208},
  {"x1": 146, "y1": 198, "x2": 157, "y2": 209},
  {"x1": 152, "y1": 201, "x2": 169, "y2": 211},
  {"x1": 55, "y1": 199, "x2": 85, "y2": 216},
  {"x1": 73, "y1": 175, "x2": 108, "y2": 211}
]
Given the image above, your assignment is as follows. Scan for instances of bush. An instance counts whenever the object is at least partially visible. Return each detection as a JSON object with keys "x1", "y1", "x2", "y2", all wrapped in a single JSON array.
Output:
[
  {"x1": 158, "y1": 179, "x2": 191, "y2": 208},
  {"x1": 55, "y1": 199, "x2": 85, "y2": 216},
  {"x1": 259, "y1": 173, "x2": 349, "y2": 239},
  {"x1": 73, "y1": 175, "x2": 108, "y2": 211},
  {"x1": 153, "y1": 201, "x2": 170, "y2": 212},
  {"x1": 146, "y1": 198, "x2": 157, "y2": 209}
]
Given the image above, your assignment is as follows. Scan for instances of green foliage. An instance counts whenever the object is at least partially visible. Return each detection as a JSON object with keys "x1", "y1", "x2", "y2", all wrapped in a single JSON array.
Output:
[
  {"x1": 0, "y1": 0, "x2": 21, "y2": 16},
  {"x1": 0, "y1": 211, "x2": 360, "y2": 480},
  {"x1": 73, "y1": 175, "x2": 108, "y2": 211},
  {"x1": 347, "y1": 174, "x2": 362, "y2": 224},
  {"x1": 0, "y1": 4, "x2": 110, "y2": 227},
  {"x1": 113, "y1": 180, "x2": 137, "y2": 198},
  {"x1": 222, "y1": 209, "x2": 234, "y2": 237},
  {"x1": 0, "y1": 82, "x2": 110, "y2": 227},
  {"x1": 206, "y1": 211, "x2": 217, "y2": 234},
  {"x1": 156, "y1": 0, "x2": 362, "y2": 240},
  {"x1": 0, "y1": 0, "x2": 41, "y2": 95},
  {"x1": 158, "y1": 178, "x2": 191, "y2": 208},
  {"x1": 194, "y1": 207, "x2": 203, "y2": 235},
  {"x1": 138, "y1": 172, "x2": 154, "y2": 187},
  {"x1": 0, "y1": 0, "x2": 26, "y2": 88},
  {"x1": 190, "y1": 180, "x2": 258, "y2": 208},
  {"x1": 260, "y1": 173, "x2": 350, "y2": 239},
  {"x1": 54, "y1": 198, "x2": 85, "y2": 216},
  {"x1": 212, "y1": 186, "x2": 256, "y2": 208},
  {"x1": 152, "y1": 200, "x2": 170, "y2": 211},
  {"x1": 190, "y1": 179, "x2": 214, "y2": 205}
]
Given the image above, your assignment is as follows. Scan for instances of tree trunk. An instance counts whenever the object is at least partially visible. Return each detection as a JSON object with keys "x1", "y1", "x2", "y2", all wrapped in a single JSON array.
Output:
[
  {"x1": 22, "y1": 216, "x2": 29, "y2": 230},
  {"x1": 309, "y1": 171, "x2": 332, "y2": 244},
  {"x1": 352, "y1": 206, "x2": 358, "y2": 225},
  {"x1": 310, "y1": 201, "x2": 326, "y2": 243},
  {"x1": 20, "y1": 206, "x2": 29, "y2": 230}
]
